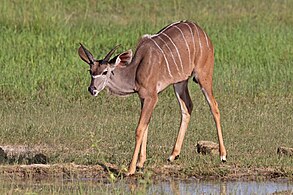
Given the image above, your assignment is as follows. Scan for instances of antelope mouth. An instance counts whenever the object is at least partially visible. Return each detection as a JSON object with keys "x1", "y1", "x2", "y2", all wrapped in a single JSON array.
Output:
[
  {"x1": 88, "y1": 87, "x2": 99, "y2": 97},
  {"x1": 92, "y1": 90, "x2": 99, "y2": 97}
]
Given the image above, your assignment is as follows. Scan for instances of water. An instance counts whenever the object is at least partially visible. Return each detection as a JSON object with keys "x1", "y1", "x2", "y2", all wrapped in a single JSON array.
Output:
[
  {"x1": 1, "y1": 178, "x2": 292, "y2": 194},
  {"x1": 147, "y1": 180, "x2": 293, "y2": 194}
]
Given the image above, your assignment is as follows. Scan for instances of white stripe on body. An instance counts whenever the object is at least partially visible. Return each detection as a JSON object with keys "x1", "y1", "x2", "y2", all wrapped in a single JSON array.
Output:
[
  {"x1": 202, "y1": 30, "x2": 210, "y2": 49},
  {"x1": 157, "y1": 36, "x2": 181, "y2": 75},
  {"x1": 157, "y1": 21, "x2": 182, "y2": 35},
  {"x1": 150, "y1": 38, "x2": 173, "y2": 78},
  {"x1": 174, "y1": 25, "x2": 191, "y2": 70},
  {"x1": 161, "y1": 33, "x2": 183, "y2": 72},
  {"x1": 145, "y1": 21, "x2": 199, "y2": 78},
  {"x1": 191, "y1": 23, "x2": 202, "y2": 51},
  {"x1": 183, "y1": 23, "x2": 196, "y2": 69}
]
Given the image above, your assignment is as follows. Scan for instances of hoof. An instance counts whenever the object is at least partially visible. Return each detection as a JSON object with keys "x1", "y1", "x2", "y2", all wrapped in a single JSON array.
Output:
[
  {"x1": 221, "y1": 155, "x2": 227, "y2": 162},
  {"x1": 125, "y1": 172, "x2": 134, "y2": 177},
  {"x1": 125, "y1": 169, "x2": 136, "y2": 177},
  {"x1": 168, "y1": 155, "x2": 179, "y2": 162},
  {"x1": 136, "y1": 166, "x2": 144, "y2": 174}
]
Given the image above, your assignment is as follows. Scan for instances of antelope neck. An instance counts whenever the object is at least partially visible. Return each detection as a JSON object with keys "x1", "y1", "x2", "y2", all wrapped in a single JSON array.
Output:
[{"x1": 107, "y1": 63, "x2": 137, "y2": 96}]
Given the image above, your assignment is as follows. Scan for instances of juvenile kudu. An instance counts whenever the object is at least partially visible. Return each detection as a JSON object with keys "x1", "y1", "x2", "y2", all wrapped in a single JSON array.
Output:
[{"x1": 78, "y1": 20, "x2": 227, "y2": 175}]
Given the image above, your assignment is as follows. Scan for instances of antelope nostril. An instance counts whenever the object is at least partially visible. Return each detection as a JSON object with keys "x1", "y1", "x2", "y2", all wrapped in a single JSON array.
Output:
[{"x1": 88, "y1": 86, "x2": 96, "y2": 94}]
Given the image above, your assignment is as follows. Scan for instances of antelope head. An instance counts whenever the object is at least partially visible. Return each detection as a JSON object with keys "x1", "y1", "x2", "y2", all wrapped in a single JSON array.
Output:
[{"x1": 78, "y1": 43, "x2": 132, "y2": 96}]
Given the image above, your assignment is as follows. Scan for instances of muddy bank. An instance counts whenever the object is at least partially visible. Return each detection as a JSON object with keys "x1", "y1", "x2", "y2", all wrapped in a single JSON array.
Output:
[
  {"x1": 0, "y1": 163, "x2": 292, "y2": 183},
  {"x1": 0, "y1": 144, "x2": 292, "y2": 183}
]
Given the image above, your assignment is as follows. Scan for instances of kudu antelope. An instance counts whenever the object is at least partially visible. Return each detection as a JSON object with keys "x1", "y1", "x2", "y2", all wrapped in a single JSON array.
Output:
[{"x1": 78, "y1": 20, "x2": 227, "y2": 175}]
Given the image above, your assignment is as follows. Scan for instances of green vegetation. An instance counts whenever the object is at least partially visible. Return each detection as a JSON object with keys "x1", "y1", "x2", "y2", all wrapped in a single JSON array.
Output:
[{"x1": 0, "y1": 0, "x2": 292, "y2": 184}]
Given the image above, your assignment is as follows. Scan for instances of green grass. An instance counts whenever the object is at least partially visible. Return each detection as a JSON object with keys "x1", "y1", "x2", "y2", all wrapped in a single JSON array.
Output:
[
  {"x1": 1, "y1": 0, "x2": 292, "y2": 98},
  {"x1": 0, "y1": 0, "x2": 293, "y2": 181},
  {"x1": 0, "y1": 179, "x2": 134, "y2": 195}
]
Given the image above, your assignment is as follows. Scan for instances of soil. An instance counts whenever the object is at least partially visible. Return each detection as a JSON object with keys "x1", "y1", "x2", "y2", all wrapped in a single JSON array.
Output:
[
  {"x1": 0, "y1": 163, "x2": 292, "y2": 184},
  {"x1": 0, "y1": 145, "x2": 292, "y2": 183}
]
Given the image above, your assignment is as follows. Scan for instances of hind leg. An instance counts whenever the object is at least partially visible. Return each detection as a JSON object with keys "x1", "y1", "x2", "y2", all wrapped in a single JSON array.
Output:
[
  {"x1": 196, "y1": 56, "x2": 227, "y2": 161},
  {"x1": 168, "y1": 80, "x2": 193, "y2": 161},
  {"x1": 200, "y1": 85, "x2": 227, "y2": 161}
]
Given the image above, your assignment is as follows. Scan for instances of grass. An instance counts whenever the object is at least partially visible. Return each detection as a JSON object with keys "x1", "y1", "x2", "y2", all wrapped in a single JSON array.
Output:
[
  {"x1": 0, "y1": 0, "x2": 293, "y2": 184},
  {"x1": 0, "y1": 178, "x2": 134, "y2": 195},
  {"x1": 1, "y1": 0, "x2": 292, "y2": 98}
]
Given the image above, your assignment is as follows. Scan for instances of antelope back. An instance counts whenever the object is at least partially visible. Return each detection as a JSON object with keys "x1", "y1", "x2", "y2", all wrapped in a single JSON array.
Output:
[{"x1": 140, "y1": 21, "x2": 212, "y2": 81}]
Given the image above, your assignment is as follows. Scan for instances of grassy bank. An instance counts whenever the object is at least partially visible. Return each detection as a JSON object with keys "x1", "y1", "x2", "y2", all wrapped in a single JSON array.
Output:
[{"x1": 0, "y1": 0, "x2": 293, "y2": 180}]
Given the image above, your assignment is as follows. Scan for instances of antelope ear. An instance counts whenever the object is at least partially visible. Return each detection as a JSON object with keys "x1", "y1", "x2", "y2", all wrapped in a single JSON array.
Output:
[
  {"x1": 111, "y1": 50, "x2": 133, "y2": 67},
  {"x1": 78, "y1": 43, "x2": 95, "y2": 64}
]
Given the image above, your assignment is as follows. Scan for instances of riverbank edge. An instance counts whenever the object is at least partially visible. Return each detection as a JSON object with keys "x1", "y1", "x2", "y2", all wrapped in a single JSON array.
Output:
[{"x1": 0, "y1": 163, "x2": 292, "y2": 184}]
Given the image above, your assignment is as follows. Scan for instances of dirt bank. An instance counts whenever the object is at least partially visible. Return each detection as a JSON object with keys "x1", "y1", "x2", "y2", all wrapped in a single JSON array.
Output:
[{"x1": 0, "y1": 163, "x2": 292, "y2": 184}]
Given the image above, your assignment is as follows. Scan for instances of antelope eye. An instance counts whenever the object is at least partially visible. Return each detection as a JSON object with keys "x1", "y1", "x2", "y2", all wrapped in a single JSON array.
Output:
[{"x1": 102, "y1": 70, "x2": 108, "y2": 75}]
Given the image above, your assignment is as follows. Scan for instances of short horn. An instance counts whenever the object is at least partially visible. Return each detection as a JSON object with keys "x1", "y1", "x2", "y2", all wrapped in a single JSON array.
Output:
[{"x1": 103, "y1": 45, "x2": 120, "y2": 63}]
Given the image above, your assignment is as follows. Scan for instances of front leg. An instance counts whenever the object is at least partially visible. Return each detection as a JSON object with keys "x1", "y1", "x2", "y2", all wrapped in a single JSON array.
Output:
[
  {"x1": 136, "y1": 125, "x2": 148, "y2": 170},
  {"x1": 126, "y1": 95, "x2": 158, "y2": 176}
]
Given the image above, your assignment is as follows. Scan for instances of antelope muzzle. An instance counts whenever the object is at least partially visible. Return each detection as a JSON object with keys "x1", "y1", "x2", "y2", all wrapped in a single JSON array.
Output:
[{"x1": 88, "y1": 86, "x2": 98, "y2": 96}]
